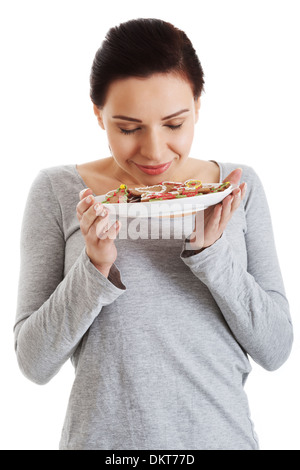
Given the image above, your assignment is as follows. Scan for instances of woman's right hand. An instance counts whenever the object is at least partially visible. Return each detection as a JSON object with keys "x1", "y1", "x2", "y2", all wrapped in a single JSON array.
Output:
[{"x1": 76, "y1": 188, "x2": 121, "y2": 277}]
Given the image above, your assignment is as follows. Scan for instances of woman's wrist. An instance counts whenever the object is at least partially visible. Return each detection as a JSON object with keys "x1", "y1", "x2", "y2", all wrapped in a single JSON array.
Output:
[
  {"x1": 91, "y1": 261, "x2": 112, "y2": 278},
  {"x1": 183, "y1": 233, "x2": 223, "y2": 257},
  {"x1": 183, "y1": 237, "x2": 206, "y2": 257},
  {"x1": 183, "y1": 243, "x2": 206, "y2": 257}
]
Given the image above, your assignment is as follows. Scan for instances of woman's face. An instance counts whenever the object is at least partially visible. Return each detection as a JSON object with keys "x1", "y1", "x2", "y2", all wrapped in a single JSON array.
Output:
[{"x1": 94, "y1": 73, "x2": 201, "y2": 185}]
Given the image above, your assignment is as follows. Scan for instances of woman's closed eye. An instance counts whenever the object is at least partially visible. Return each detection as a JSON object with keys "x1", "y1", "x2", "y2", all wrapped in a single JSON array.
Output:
[
  {"x1": 120, "y1": 127, "x2": 141, "y2": 135},
  {"x1": 120, "y1": 123, "x2": 183, "y2": 135},
  {"x1": 167, "y1": 123, "x2": 183, "y2": 131}
]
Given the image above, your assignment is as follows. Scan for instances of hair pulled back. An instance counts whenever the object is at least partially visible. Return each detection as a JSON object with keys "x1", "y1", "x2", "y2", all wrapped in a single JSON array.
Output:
[{"x1": 90, "y1": 18, "x2": 205, "y2": 108}]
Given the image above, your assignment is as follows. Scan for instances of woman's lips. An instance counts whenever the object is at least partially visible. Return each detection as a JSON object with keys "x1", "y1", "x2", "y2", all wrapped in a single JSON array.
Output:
[{"x1": 134, "y1": 161, "x2": 172, "y2": 175}]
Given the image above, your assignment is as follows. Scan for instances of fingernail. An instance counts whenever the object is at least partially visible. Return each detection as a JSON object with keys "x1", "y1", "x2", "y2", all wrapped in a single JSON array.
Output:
[
  {"x1": 80, "y1": 188, "x2": 87, "y2": 198},
  {"x1": 86, "y1": 195, "x2": 92, "y2": 204},
  {"x1": 94, "y1": 203, "x2": 101, "y2": 212},
  {"x1": 100, "y1": 209, "x2": 107, "y2": 217}
]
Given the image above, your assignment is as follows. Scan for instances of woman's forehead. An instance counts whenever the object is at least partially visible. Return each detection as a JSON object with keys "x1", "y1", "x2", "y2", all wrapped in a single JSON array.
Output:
[{"x1": 103, "y1": 73, "x2": 195, "y2": 115}]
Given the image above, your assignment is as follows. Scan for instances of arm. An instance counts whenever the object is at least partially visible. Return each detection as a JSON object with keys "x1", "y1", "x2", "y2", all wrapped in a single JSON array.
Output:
[
  {"x1": 181, "y1": 167, "x2": 293, "y2": 371},
  {"x1": 14, "y1": 170, "x2": 126, "y2": 385}
]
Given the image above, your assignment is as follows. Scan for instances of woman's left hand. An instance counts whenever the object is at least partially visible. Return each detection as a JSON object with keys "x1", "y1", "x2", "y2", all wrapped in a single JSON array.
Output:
[{"x1": 187, "y1": 169, "x2": 247, "y2": 251}]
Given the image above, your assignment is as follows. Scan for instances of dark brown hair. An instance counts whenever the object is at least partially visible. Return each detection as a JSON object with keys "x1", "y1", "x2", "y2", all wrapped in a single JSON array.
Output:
[{"x1": 90, "y1": 18, "x2": 205, "y2": 108}]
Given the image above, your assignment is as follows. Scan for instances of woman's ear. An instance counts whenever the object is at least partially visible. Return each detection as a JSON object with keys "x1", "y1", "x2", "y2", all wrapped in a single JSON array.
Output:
[
  {"x1": 194, "y1": 97, "x2": 201, "y2": 123},
  {"x1": 93, "y1": 104, "x2": 105, "y2": 129}
]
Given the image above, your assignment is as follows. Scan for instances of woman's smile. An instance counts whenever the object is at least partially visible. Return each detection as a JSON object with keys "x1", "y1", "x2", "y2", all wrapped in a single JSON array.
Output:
[{"x1": 133, "y1": 161, "x2": 173, "y2": 176}]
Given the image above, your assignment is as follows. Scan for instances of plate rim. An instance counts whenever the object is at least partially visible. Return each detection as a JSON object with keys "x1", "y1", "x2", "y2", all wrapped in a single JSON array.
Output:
[{"x1": 94, "y1": 183, "x2": 236, "y2": 218}]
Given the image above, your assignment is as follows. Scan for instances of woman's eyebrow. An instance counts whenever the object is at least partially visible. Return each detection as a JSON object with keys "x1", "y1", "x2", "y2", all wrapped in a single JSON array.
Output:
[
  {"x1": 112, "y1": 108, "x2": 190, "y2": 123},
  {"x1": 112, "y1": 115, "x2": 142, "y2": 123},
  {"x1": 162, "y1": 108, "x2": 190, "y2": 120}
]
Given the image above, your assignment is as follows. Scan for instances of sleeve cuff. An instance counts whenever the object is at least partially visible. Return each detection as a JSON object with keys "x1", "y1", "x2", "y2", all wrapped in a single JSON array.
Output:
[
  {"x1": 82, "y1": 249, "x2": 126, "y2": 305},
  {"x1": 181, "y1": 234, "x2": 224, "y2": 260},
  {"x1": 180, "y1": 233, "x2": 228, "y2": 271}
]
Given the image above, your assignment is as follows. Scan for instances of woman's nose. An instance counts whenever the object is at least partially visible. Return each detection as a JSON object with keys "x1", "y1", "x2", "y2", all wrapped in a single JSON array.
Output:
[{"x1": 140, "y1": 129, "x2": 164, "y2": 162}]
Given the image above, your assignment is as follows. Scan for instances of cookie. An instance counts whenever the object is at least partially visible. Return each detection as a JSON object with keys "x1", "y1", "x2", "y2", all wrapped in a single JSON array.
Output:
[{"x1": 102, "y1": 181, "x2": 231, "y2": 203}]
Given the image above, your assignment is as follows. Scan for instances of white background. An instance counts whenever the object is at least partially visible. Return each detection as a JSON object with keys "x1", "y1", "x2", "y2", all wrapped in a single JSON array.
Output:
[{"x1": 1, "y1": 0, "x2": 299, "y2": 450}]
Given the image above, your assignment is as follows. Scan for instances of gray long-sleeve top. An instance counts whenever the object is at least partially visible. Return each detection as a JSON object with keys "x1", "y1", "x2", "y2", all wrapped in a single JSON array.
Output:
[{"x1": 14, "y1": 161, "x2": 293, "y2": 450}]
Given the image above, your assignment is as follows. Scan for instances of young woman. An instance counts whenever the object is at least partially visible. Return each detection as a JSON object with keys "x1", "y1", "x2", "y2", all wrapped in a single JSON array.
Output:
[{"x1": 14, "y1": 18, "x2": 293, "y2": 450}]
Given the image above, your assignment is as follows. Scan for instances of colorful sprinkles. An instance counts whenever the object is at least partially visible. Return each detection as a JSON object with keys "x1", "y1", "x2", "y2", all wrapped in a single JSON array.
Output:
[{"x1": 103, "y1": 181, "x2": 231, "y2": 204}]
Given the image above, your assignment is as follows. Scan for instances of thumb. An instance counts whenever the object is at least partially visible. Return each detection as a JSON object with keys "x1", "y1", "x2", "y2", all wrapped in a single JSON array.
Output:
[{"x1": 223, "y1": 168, "x2": 242, "y2": 185}]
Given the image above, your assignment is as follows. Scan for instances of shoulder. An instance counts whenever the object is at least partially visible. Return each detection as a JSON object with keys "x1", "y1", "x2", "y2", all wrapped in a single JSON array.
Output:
[
  {"x1": 221, "y1": 162, "x2": 271, "y2": 222},
  {"x1": 218, "y1": 161, "x2": 264, "y2": 190},
  {"x1": 218, "y1": 161, "x2": 268, "y2": 212},
  {"x1": 25, "y1": 164, "x2": 84, "y2": 219},
  {"x1": 38, "y1": 164, "x2": 80, "y2": 189},
  {"x1": 218, "y1": 161, "x2": 257, "y2": 181},
  {"x1": 29, "y1": 164, "x2": 84, "y2": 201}
]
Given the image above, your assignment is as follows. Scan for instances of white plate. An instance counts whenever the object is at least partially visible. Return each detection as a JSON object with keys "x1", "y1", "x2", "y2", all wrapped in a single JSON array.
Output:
[{"x1": 94, "y1": 183, "x2": 236, "y2": 218}]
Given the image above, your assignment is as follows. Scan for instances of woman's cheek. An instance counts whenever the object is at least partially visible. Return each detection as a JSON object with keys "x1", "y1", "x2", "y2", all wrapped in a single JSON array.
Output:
[
  {"x1": 109, "y1": 133, "x2": 137, "y2": 160},
  {"x1": 171, "y1": 127, "x2": 194, "y2": 156}
]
